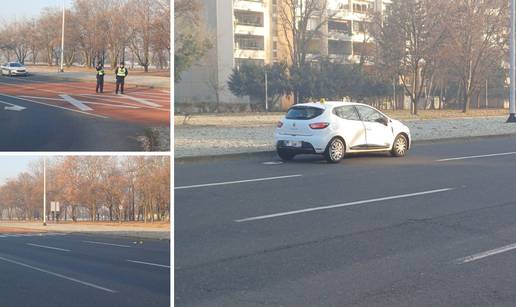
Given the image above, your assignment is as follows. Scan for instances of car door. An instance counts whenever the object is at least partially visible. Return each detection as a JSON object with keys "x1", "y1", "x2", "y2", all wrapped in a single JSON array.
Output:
[
  {"x1": 355, "y1": 105, "x2": 394, "y2": 149},
  {"x1": 333, "y1": 105, "x2": 367, "y2": 150}
]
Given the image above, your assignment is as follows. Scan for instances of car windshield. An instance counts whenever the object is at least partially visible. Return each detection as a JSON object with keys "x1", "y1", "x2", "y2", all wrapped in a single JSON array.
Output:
[
  {"x1": 286, "y1": 106, "x2": 324, "y2": 120},
  {"x1": 9, "y1": 63, "x2": 22, "y2": 67}
]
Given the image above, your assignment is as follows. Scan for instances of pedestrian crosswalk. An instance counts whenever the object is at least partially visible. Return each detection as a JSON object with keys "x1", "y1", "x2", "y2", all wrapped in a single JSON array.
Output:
[{"x1": 0, "y1": 232, "x2": 67, "y2": 238}]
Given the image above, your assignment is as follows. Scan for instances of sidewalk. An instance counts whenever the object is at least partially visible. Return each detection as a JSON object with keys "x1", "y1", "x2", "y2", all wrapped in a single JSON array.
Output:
[
  {"x1": 27, "y1": 68, "x2": 170, "y2": 89},
  {"x1": 175, "y1": 116, "x2": 516, "y2": 158},
  {"x1": 0, "y1": 222, "x2": 170, "y2": 240}
]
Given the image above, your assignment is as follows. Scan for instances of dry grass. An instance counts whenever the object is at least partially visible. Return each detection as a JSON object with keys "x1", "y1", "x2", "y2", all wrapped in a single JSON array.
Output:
[
  {"x1": 174, "y1": 109, "x2": 509, "y2": 127},
  {"x1": 0, "y1": 226, "x2": 44, "y2": 233},
  {"x1": 0, "y1": 221, "x2": 170, "y2": 229},
  {"x1": 26, "y1": 65, "x2": 170, "y2": 77}
]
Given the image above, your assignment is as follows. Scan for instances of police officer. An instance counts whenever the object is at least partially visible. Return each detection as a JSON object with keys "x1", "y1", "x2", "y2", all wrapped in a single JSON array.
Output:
[
  {"x1": 95, "y1": 62, "x2": 105, "y2": 93},
  {"x1": 115, "y1": 61, "x2": 128, "y2": 94}
]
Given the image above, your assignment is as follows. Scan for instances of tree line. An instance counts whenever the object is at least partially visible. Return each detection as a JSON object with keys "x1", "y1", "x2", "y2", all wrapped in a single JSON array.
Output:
[
  {"x1": 0, "y1": 156, "x2": 170, "y2": 223},
  {"x1": 0, "y1": 0, "x2": 170, "y2": 71}
]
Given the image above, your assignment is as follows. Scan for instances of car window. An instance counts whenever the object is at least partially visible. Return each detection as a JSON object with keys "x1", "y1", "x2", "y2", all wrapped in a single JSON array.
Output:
[
  {"x1": 333, "y1": 106, "x2": 360, "y2": 121},
  {"x1": 10, "y1": 63, "x2": 21, "y2": 67},
  {"x1": 355, "y1": 106, "x2": 386, "y2": 123},
  {"x1": 286, "y1": 106, "x2": 324, "y2": 120}
]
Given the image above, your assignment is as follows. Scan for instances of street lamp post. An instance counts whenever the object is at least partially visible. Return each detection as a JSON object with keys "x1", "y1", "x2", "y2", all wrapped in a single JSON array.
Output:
[
  {"x1": 43, "y1": 158, "x2": 47, "y2": 226},
  {"x1": 59, "y1": 0, "x2": 65, "y2": 73},
  {"x1": 509, "y1": 0, "x2": 516, "y2": 122},
  {"x1": 264, "y1": 70, "x2": 269, "y2": 111}
]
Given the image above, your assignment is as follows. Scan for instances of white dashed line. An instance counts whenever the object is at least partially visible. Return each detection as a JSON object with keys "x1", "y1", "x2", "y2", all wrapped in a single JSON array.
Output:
[
  {"x1": 236, "y1": 188, "x2": 455, "y2": 222},
  {"x1": 175, "y1": 174, "x2": 303, "y2": 190}
]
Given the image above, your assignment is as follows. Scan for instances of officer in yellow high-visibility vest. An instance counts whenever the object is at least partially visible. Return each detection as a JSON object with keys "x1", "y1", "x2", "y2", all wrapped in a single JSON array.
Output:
[
  {"x1": 115, "y1": 61, "x2": 128, "y2": 94},
  {"x1": 95, "y1": 62, "x2": 105, "y2": 93}
]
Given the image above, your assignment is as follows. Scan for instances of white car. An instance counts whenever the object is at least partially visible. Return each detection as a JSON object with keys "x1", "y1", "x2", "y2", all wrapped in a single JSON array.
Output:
[
  {"x1": 275, "y1": 101, "x2": 411, "y2": 163},
  {"x1": 1, "y1": 62, "x2": 28, "y2": 76}
]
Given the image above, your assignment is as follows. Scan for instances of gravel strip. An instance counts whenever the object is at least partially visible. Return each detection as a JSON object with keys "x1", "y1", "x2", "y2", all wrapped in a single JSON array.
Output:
[{"x1": 175, "y1": 116, "x2": 516, "y2": 158}]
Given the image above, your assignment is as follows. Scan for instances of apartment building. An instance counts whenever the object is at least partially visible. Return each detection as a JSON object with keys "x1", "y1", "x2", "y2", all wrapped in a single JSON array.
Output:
[{"x1": 175, "y1": 0, "x2": 391, "y2": 109}]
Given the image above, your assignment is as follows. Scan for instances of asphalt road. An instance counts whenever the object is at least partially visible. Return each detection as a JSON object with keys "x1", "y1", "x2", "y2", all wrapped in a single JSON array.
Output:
[
  {"x1": 0, "y1": 74, "x2": 169, "y2": 151},
  {"x1": 0, "y1": 232, "x2": 170, "y2": 307},
  {"x1": 175, "y1": 135, "x2": 516, "y2": 306}
]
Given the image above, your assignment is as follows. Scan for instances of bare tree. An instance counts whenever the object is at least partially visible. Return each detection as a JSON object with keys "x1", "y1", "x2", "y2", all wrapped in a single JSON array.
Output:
[{"x1": 371, "y1": 0, "x2": 448, "y2": 115}]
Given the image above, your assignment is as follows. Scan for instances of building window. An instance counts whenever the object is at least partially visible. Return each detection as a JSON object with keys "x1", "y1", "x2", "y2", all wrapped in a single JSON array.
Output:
[
  {"x1": 353, "y1": 3, "x2": 369, "y2": 13},
  {"x1": 234, "y1": 10, "x2": 264, "y2": 27},
  {"x1": 328, "y1": 20, "x2": 350, "y2": 34},
  {"x1": 235, "y1": 34, "x2": 265, "y2": 50},
  {"x1": 353, "y1": 42, "x2": 374, "y2": 56},
  {"x1": 329, "y1": 40, "x2": 352, "y2": 55},
  {"x1": 353, "y1": 21, "x2": 370, "y2": 34}
]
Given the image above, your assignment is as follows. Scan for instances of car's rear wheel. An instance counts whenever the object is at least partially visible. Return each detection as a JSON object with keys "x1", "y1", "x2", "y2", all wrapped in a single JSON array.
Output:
[
  {"x1": 324, "y1": 137, "x2": 345, "y2": 163},
  {"x1": 391, "y1": 134, "x2": 408, "y2": 157},
  {"x1": 277, "y1": 148, "x2": 295, "y2": 161}
]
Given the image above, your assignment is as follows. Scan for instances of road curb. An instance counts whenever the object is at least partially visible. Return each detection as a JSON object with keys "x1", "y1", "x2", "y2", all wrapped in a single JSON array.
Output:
[{"x1": 175, "y1": 133, "x2": 516, "y2": 163}]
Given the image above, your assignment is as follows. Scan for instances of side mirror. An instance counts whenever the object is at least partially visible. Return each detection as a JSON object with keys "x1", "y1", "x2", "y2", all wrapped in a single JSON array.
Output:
[{"x1": 376, "y1": 117, "x2": 389, "y2": 126}]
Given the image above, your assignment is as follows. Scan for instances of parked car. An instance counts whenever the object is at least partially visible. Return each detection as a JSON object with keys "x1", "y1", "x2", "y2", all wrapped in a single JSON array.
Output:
[
  {"x1": 275, "y1": 101, "x2": 411, "y2": 163},
  {"x1": 1, "y1": 62, "x2": 28, "y2": 76}
]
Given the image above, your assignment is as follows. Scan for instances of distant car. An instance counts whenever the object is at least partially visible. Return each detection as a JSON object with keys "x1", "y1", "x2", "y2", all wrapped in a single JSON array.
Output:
[
  {"x1": 275, "y1": 101, "x2": 411, "y2": 163},
  {"x1": 1, "y1": 62, "x2": 28, "y2": 76}
]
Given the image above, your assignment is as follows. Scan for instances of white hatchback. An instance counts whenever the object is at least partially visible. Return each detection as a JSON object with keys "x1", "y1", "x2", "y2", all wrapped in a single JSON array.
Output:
[{"x1": 275, "y1": 101, "x2": 411, "y2": 163}]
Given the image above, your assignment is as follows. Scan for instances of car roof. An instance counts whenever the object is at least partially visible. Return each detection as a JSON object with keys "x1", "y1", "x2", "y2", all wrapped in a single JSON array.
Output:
[{"x1": 292, "y1": 101, "x2": 370, "y2": 109}]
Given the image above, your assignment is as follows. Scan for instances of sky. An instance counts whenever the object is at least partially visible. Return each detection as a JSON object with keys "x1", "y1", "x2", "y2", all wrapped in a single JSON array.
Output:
[
  {"x1": 0, "y1": 157, "x2": 40, "y2": 185},
  {"x1": 3, "y1": 0, "x2": 71, "y2": 21}
]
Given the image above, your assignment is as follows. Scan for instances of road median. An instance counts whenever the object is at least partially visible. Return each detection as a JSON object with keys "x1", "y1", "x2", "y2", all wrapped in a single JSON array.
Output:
[
  {"x1": 175, "y1": 115, "x2": 516, "y2": 159},
  {"x1": 0, "y1": 222, "x2": 170, "y2": 240}
]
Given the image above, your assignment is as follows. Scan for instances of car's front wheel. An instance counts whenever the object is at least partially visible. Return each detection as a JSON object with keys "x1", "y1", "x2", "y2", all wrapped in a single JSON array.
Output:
[
  {"x1": 324, "y1": 137, "x2": 345, "y2": 163},
  {"x1": 391, "y1": 134, "x2": 408, "y2": 157},
  {"x1": 277, "y1": 148, "x2": 295, "y2": 161}
]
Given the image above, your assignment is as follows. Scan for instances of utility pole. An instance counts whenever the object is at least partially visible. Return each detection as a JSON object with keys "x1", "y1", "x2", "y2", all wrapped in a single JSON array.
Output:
[
  {"x1": 509, "y1": 0, "x2": 516, "y2": 122},
  {"x1": 59, "y1": 0, "x2": 65, "y2": 72},
  {"x1": 43, "y1": 158, "x2": 47, "y2": 226},
  {"x1": 486, "y1": 79, "x2": 489, "y2": 109},
  {"x1": 264, "y1": 70, "x2": 269, "y2": 111}
]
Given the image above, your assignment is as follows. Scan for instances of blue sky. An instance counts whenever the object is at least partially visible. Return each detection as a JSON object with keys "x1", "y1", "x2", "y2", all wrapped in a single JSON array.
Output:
[
  {"x1": 3, "y1": 0, "x2": 71, "y2": 21},
  {"x1": 0, "y1": 157, "x2": 39, "y2": 185}
]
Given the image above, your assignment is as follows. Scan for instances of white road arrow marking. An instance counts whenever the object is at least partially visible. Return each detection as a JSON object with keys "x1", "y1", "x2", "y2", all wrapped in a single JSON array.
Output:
[
  {"x1": 60, "y1": 94, "x2": 93, "y2": 111},
  {"x1": 0, "y1": 100, "x2": 26, "y2": 111},
  {"x1": 124, "y1": 95, "x2": 162, "y2": 107}
]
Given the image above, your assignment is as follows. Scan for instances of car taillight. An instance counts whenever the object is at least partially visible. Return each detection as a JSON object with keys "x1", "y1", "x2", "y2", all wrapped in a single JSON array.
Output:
[
  {"x1": 309, "y1": 122, "x2": 329, "y2": 129},
  {"x1": 277, "y1": 121, "x2": 283, "y2": 128}
]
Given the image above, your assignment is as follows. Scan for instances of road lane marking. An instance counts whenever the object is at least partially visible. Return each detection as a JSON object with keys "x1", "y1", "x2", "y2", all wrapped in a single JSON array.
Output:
[
  {"x1": 60, "y1": 94, "x2": 93, "y2": 111},
  {"x1": 83, "y1": 240, "x2": 131, "y2": 248},
  {"x1": 79, "y1": 94, "x2": 165, "y2": 110},
  {"x1": 124, "y1": 95, "x2": 162, "y2": 107},
  {"x1": 175, "y1": 174, "x2": 303, "y2": 190},
  {"x1": 0, "y1": 93, "x2": 108, "y2": 119},
  {"x1": 127, "y1": 260, "x2": 170, "y2": 268},
  {"x1": 0, "y1": 255, "x2": 116, "y2": 293},
  {"x1": 437, "y1": 152, "x2": 516, "y2": 162},
  {"x1": 27, "y1": 243, "x2": 71, "y2": 252},
  {"x1": 0, "y1": 100, "x2": 26, "y2": 111},
  {"x1": 235, "y1": 188, "x2": 455, "y2": 222},
  {"x1": 456, "y1": 242, "x2": 516, "y2": 264}
]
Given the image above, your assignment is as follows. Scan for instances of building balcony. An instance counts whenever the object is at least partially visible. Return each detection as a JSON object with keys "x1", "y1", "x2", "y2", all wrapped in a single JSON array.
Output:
[
  {"x1": 234, "y1": 49, "x2": 265, "y2": 60},
  {"x1": 234, "y1": 24, "x2": 266, "y2": 36},
  {"x1": 328, "y1": 31, "x2": 352, "y2": 41},
  {"x1": 233, "y1": 0, "x2": 265, "y2": 13}
]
